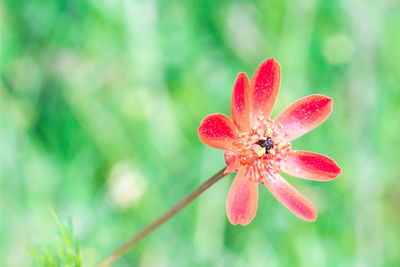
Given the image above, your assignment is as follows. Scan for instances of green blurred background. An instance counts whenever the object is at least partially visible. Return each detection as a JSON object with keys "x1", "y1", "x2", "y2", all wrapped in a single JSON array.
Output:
[{"x1": 1, "y1": 0, "x2": 400, "y2": 266}]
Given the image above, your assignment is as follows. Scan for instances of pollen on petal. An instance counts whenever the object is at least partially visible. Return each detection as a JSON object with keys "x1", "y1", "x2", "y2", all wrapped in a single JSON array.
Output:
[{"x1": 257, "y1": 147, "x2": 266, "y2": 157}]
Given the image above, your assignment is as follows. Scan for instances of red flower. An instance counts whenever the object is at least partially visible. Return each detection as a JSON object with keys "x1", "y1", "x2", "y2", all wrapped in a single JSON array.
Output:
[{"x1": 198, "y1": 58, "x2": 341, "y2": 225}]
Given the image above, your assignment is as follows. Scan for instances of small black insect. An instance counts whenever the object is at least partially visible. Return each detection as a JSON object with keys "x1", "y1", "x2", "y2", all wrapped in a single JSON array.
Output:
[{"x1": 255, "y1": 137, "x2": 274, "y2": 153}]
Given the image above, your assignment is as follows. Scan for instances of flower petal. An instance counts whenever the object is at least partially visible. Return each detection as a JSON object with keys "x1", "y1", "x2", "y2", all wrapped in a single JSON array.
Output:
[
  {"x1": 281, "y1": 151, "x2": 341, "y2": 181},
  {"x1": 199, "y1": 114, "x2": 238, "y2": 150},
  {"x1": 249, "y1": 58, "x2": 281, "y2": 124},
  {"x1": 231, "y1": 72, "x2": 251, "y2": 132},
  {"x1": 224, "y1": 151, "x2": 239, "y2": 174},
  {"x1": 263, "y1": 172, "x2": 317, "y2": 221},
  {"x1": 275, "y1": 95, "x2": 332, "y2": 142},
  {"x1": 226, "y1": 168, "x2": 258, "y2": 225}
]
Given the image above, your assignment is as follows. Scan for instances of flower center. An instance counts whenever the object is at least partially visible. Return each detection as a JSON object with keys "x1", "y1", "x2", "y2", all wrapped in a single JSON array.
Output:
[
  {"x1": 229, "y1": 117, "x2": 293, "y2": 182},
  {"x1": 255, "y1": 137, "x2": 274, "y2": 155}
]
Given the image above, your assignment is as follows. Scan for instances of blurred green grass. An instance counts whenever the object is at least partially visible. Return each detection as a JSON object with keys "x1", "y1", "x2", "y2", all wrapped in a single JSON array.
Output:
[
  {"x1": 1, "y1": 0, "x2": 400, "y2": 266},
  {"x1": 29, "y1": 208, "x2": 81, "y2": 267}
]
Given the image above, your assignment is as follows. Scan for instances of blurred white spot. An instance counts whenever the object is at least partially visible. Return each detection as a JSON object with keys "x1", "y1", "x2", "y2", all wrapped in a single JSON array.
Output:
[
  {"x1": 120, "y1": 89, "x2": 145, "y2": 120},
  {"x1": 10, "y1": 56, "x2": 41, "y2": 93},
  {"x1": 323, "y1": 34, "x2": 355, "y2": 65},
  {"x1": 7, "y1": 234, "x2": 31, "y2": 267},
  {"x1": 80, "y1": 247, "x2": 102, "y2": 267},
  {"x1": 134, "y1": 87, "x2": 184, "y2": 158},
  {"x1": 52, "y1": 51, "x2": 79, "y2": 75},
  {"x1": 107, "y1": 161, "x2": 147, "y2": 209},
  {"x1": 225, "y1": 3, "x2": 268, "y2": 62},
  {"x1": 139, "y1": 246, "x2": 168, "y2": 267}
]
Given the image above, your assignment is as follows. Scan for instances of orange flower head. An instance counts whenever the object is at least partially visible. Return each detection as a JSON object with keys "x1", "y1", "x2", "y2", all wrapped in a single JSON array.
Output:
[{"x1": 198, "y1": 58, "x2": 341, "y2": 225}]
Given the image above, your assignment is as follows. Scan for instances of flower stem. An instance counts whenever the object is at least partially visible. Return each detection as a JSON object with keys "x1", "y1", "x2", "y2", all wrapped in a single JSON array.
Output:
[{"x1": 97, "y1": 167, "x2": 228, "y2": 267}]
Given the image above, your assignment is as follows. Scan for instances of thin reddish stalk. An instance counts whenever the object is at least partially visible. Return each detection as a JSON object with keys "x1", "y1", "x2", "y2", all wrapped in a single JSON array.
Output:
[{"x1": 97, "y1": 167, "x2": 227, "y2": 267}]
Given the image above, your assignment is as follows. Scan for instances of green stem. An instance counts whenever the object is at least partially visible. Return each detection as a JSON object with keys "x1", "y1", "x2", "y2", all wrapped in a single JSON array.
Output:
[{"x1": 97, "y1": 167, "x2": 228, "y2": 267}]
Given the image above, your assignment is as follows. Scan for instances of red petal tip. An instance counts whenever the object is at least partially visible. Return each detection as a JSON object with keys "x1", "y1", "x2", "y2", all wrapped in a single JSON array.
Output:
[
  {"x1": 304, "y1": 215, "x2": 317, "y2": 222},
  {"x1": 198, "y1": 114, "x2": 238, "y2": 150},
  {"x1": 275, "y1": 94, "x2": 333, "y2": 141},
  {"x1": 231, "y1": 72, "x2": 251, "y2": 132},
  {"x1": 263, "y1": 172, "x2": 317, "y2": 221},
  {"x1": 281, "y1": 151, "x2": 342, "y2": 181},
  {"x1": 226, "y1": 169, "x2": 258, "y2": 226},
  {"x1": 249, "y1": 58, "x2": 281, "y2": 123}
]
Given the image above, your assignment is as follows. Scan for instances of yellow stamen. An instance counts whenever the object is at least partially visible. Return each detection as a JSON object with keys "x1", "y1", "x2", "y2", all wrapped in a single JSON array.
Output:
[
  {"x1": 267, "y1": 128, "x2": 273, "y2": 136},
  {"x1": 278, "y1": 143, "x2": 283, "y2": 149},
  {"x1": 259, "y1": 136, "x2": 267, "y2": 140},
  {"x1": 270, "y1": 149, "x2": 276, "y2": 155},
  {"x1": 258, "y1": 147, "x2": 266, "y2": 156}
]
